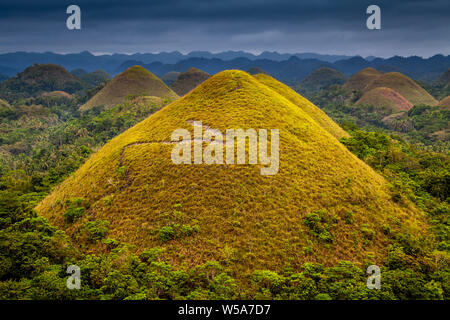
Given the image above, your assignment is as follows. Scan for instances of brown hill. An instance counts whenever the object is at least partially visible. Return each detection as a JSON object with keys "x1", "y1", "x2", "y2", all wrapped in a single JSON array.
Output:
[
  {"x1": 80, "y1": 66, "x2": 178, "y2": 111},
  {"x1": 356, "y1": 87, "x2": 414, "y2": 113},
  {"x1": 170, "y1": 67, "x2": 210, "y2": 96},
  {"x1": 365, "y1": 72, "x2": 437, "y2": 106}
]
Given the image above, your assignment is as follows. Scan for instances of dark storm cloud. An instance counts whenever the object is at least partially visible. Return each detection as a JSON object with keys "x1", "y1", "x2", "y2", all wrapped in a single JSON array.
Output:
[{"x1": 0, "y1": 0, "x2": 449, "y2": 56}]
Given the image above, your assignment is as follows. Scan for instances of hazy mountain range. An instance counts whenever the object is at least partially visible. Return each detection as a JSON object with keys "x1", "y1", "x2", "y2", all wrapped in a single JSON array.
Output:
[{"x1": 0, "y1": 51, "x2": 449, "y2": 85}]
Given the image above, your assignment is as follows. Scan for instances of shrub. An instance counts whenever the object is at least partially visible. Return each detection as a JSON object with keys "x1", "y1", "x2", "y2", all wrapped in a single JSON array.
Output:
[
  {"x1": 159, "y1": 226, "x2": 175, "y2": 242},
  {"x1": 63, "y1": 206, "x2": 85, "y2": 223},
  {"x1": 303, "y1": 209, "x2": 337, "y2": 243},
  {"x1": 361, "y1": 225, "x2": 376, "y2": 241},
  {"x1": 158, "y1": 224, "x2": 199, "y2": 242},
  {"x1": 83, "y1": 220, "x2": 110, "y2": 241}
]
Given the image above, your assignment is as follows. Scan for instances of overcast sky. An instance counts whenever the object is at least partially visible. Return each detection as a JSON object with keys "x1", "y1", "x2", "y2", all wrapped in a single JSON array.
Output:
[{"x1": 0, "y1": 0, "x2": 449, "y2": 57}]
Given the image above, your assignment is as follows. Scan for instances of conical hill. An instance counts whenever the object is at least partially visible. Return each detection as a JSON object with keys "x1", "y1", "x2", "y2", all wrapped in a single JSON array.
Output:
[
  {"x1": 80, "y1": 66, "x2": 179, "y2": 111},
  {"x1": 37, "y1": 70, "x2": 426, "y2": 279}
]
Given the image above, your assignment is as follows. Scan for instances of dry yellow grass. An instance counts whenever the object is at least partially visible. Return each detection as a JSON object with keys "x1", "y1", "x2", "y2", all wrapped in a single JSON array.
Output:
[
  {"x1": 253, "y1": 73, "x2": 349, "y2": 139},
  {"x1": 37, "y1": 70, "x2": 427, "y2": 280},
  {"x1": 80, "y1": 66, "x2": 179, "y2": 111}
]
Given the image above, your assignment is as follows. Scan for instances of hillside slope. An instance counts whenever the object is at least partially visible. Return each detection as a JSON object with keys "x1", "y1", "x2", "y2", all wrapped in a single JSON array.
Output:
[
  {"x1": 253, "y1": 73, "x2": 349, "y2": 139},
  {"x1": 80, "y1": 66, "x2": 178, "y2": 111},
  {"x1": 37, "y1": 70, "x2": 426, "y2": 280},
  {"x1": 356, "y1": 87, "x2": 413, "y2": 113},
  {"x1": 0, "y1": 63, "x2": 84, "y2": 101}
]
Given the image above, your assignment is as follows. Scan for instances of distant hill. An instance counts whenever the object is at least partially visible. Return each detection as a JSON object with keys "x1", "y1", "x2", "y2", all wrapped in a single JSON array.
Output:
[
  {"x1": 1, "y1": 52, "x2": 449, "y2": 84},
  {"x1": 300, "y1": 67, "x2": 347, "y2": 92},
  {"x1": 170, "y1": 67, "x2": 210, "y2": 96},
  {"x1": 356, "y1": 87, "x2": 413, "y2": 113},
  {"x1": 80, "y1": 70, "x2": 112, "y2": 87},
  {"x1": 71, "y1": 68, "x2": 88, "y2": 78},
  {"x1": 365, "y1": 72, "x2": 437, "y2": 106},
  {"x1": 247, "y1": 66, "x2": 267, "y2": 75},
  {"x1": 37, "y1": 70, "x2": 425, "y2": 278},
  {"x1": 161, "y1": 71, "x2": 181, "y2": 85},
  {"x1": 439, "y1": 96, "x2": 450, "y2": 107},
  {"x1": 436, "y1": 68, "x2": 450, "y2": 86},
  {"x1": 41, "y1": 91, "x2": 73, "y2": 99},
  {"x1": 0, "y1": 63, "x2": 84, "y2": 102},
  {"x1": 80, "y1": 65, "x2": 178, "y2": 111},
  {"x1": 344, "y1": 68, "x2": 382, "y2": 92}
]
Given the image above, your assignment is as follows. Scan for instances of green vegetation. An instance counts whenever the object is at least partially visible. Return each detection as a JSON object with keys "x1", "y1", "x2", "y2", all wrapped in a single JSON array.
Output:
[
  {"x1": 0, "y1": 65, "x2": 448, "y2": 300},
  {"x1": 297, "y1": 67, "x2": 347, "y2": 93},
  {"x1": 0, "y1": 64, "x2": 84, "y2": 102}
]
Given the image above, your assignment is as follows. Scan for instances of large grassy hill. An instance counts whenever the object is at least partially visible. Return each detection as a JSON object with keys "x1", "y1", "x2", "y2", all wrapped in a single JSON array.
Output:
[
  {"x1": 80, "y1": 66, "x2": 178, "y2": 111},
  {"x1": 36, "y1": 70, "x2": 427, "y2": 284}
]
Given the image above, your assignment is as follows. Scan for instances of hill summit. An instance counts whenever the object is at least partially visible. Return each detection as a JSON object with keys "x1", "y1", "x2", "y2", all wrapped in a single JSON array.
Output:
[
  {"x1": 344, "y1": 67, "x2": 382, "y2": 92},
  {"x1": 37, "y1": 70, "x2": 426, "y2": 280},
  {"x1": 170, "y1": 67, "x2": 210, "y2": 96},
  {"x1": 80, "y1": 66, "x2": 178, "y2": 111}
]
